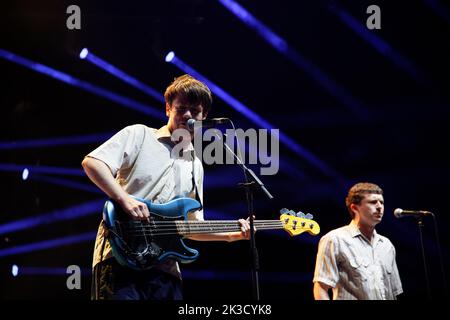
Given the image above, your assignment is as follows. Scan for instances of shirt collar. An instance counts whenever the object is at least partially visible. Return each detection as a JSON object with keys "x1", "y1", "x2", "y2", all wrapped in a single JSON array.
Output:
[
  {"x1": 348, "y1": 220, "x2": 383, "y2": 243},
  {"x1": 155, "y1": 125, "x2": 171, "y2": 139},
  {"x1": 348, "y1": 220, "x2": 361, "y2": 238},
  {"x1": 155, "y1": 125, "x2": 194, "y2": 152}
]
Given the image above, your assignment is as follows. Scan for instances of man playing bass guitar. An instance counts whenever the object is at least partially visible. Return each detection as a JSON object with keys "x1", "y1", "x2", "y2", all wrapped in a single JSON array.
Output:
[{"x1": 82, "y1": 74, "x2": 251, "y2": 300}]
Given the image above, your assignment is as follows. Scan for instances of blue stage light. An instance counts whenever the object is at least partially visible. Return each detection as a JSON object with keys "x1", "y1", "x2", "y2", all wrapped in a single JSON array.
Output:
[
  {"x1": 13, "y1": 266, "x2": 91, "y2": 276},
  {"x1": 165, "y1": 51, "x2": 175, "y2": 63},
  {"x1": 165, "y1": 53, "x2": 343, "y2": 179},
  {"x1": 31, "y1": 174, "x2": 103, "y2": 194},
  {"x1": 0, "y1": 231, "x2": 97, "y2": 258},
  {"x1": 327, "y1": 4, "x2": 425, "y2": 84},
  {"x1": 81, "y1": 50, "x2": 164, "y2": 103},
  {"x1": 79, "y1": 48, "x2": 89, "y2": 59},
  {"x1": 0, "y1": 49, "x2": 165, "y2": 119},
  {"x1": 0, "y1": 199, "x2": 104, "y2": 236},
  {"x1": 0, "y1": 163, "x2": 84, "y2": 176},
  {"x1": 0, "y1": 132, "x2": 114, "y2": 150},
  {"x1": 216, "y1": 0, "x2": 370, "y2": 118},
  {"x1": 22, "y1": 168, "x2": 29, "y2": 181},
  {"x1": 11, "y1": 264, "x2": 19, "y2": 277}
]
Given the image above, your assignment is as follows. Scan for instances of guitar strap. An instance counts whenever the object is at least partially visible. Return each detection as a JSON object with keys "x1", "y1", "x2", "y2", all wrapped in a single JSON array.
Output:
[{"x1": 98, "y1": 220, "x2": 108, "y2": 264}]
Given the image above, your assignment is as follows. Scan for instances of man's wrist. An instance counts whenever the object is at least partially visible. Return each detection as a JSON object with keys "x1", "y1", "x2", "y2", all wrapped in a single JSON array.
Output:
[{"x1": 228, "y1": 232, "x2": 243, "y2": 242}]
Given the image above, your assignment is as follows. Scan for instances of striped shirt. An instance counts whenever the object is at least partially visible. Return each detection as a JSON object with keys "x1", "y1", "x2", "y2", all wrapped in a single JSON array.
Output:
[{"x1": 313, "y1": 220, "x2": 403, "y2": 300}]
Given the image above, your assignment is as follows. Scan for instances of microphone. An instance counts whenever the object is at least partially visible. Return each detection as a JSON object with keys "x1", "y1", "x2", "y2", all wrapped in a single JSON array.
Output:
[
  {"x1": 394, "y1": 208, "x2": 433, "y2": 218},
  {"x1": 187, "y1": 118, "x2": 229, "y2": 130}
]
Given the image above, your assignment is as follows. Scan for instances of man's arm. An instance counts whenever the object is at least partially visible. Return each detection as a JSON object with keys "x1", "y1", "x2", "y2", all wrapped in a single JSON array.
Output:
[
  {"x1": 313, "y1": 281, "x2": 332, "y2": 300},
  {"x1": 81, "y1": 157, "x2": 149, "y2": 220}
]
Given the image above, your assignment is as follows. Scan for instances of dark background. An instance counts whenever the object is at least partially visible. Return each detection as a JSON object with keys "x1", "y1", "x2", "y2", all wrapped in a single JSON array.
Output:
[{"x1": 1, "y1": 0, "x2": 449, "y2": 300}]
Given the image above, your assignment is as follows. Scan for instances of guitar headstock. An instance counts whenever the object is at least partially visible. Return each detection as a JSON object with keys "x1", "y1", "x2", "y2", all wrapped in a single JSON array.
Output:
[{"x1": 279, "y1": 208, "x2": 320, "y2": 236}]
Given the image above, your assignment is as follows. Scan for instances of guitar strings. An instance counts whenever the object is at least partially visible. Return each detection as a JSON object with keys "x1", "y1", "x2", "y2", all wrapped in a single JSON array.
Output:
[
  {"x1": 123, "y1": 222, "x2": 313, "y2": 237},
  {"x1": 123, "y1": 221, "x2": 313, "y2": 230},
  {"x1": 124, "y1": 221, "x2": 288, "y2": 228},
  {"x1": 126, "y1": 225, "x2": 289, "y2": 237},
  {"x1": 124, "y1": 221, "x2": 285, "y2": 236},
  {"x1": 113, "y1": 217, "x2": 317, "y2": 237},
  {"x1": 126, "y1": 223, "x2": 284, "y2": 232},
  {"x1": 124, "y1": 221, "x2": 314, "y2": 230},
  {"x1": 125, "y1": 222, "x2": 286, "y2": 230},
  {"x1": 125, "y1": 220, "x2": 307, "y2": 226},
  {"x1": 125, "y1": 220, "x2": 314, "y2": 224}
]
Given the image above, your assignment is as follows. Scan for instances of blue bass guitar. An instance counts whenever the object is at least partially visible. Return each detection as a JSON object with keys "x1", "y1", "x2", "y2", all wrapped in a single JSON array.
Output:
[{"x1": 103, "y1": 196, "x2": 320, "y2": 270}]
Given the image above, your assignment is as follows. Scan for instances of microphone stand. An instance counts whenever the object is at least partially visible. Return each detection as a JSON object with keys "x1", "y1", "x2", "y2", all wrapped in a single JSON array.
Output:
[
  {"x1": 213, "y1": 130, "x2": 274, "y2": 300},
  {"x1": 416, "y1": 216, "x2": 432, "y2": 300},
  {"x1": 430, "y1": 213, "x2": 449, "y2": 298}
]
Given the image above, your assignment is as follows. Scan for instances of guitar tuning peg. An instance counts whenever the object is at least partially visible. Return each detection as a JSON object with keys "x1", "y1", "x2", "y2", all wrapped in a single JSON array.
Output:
[
  {"x1": 280, "y1": 208, "x2": 289, "y2": 214},
  {"x1": 296, "y1": 211, "x2": 305, "y2": 218},
  {"x1": 305, "y1": 213, "x2": 314, "y2": 219},
  {"x1": 287, "y1": 210, "x2": 297, "y2": 216}
]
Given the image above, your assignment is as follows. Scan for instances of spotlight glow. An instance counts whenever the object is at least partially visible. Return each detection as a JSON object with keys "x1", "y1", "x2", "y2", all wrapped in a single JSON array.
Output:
[
  {"x1": 12, "y1": 264, "x2": 19, "y2": 277},
  {"x1": 79, "y1": 48, "x2": 89, "y2": 59},
  {"x1": 22, "y1": 168, "x2": 29, "y2": 180},
  {"x1": 165, "y1": 51, "x2": 175, "y2": 63},
  {"x1": 82, "y1": 50, "x2": 164, "y2": 103}
]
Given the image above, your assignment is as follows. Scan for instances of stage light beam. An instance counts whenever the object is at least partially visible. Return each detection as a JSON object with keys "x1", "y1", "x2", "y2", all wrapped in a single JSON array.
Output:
[
  {"x1": 216, "y1": 0, "x2": 370, "y2": 118},
  {"x1": 0, "y1": 163, "x2": 85, "y2": 177},
  {"x1": 0, "y1": 132, "x2": 114, "y2": 150},
  {"x1": 79, "y1": 48, "x2": 164, "y2": 103},
  {"x1": 165, "y1": 52, "x2": 344, "y2": 180},
  {"x1": 0, "y1": 231, "x2": 97, "y2": 258},
  {"x1": 0, "y1": 49, "x2": 165, "y2": 119},
  {"x1": 0, "y1": 199, "x2": 104, "y2": 236}
]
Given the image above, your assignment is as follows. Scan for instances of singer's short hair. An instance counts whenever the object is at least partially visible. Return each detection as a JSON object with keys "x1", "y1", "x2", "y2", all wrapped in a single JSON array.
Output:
[
  {"x1": 345, "y1": 182, "x2": 383, "y2": 218},
  {"x1": 164, "y1": 74, "x2": 212, "y2": 113}
]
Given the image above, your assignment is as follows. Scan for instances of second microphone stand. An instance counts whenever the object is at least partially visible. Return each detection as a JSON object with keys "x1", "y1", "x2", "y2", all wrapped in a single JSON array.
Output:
[{"x1": 416, "y1": 216, "x2": 432, "y2": 300}]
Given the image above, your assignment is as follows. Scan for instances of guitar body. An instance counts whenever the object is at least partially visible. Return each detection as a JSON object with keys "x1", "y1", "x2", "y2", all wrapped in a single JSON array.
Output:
[
  {"x1": 102, "y1": 196, "x2": 202, "y2": 271},
  {"x1": 103, "y1": 196, "x2": 321, "y2": 271}
]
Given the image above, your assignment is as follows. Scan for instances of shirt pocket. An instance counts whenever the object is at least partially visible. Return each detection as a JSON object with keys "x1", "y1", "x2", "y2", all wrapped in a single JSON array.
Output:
[
  {"x1": 384, "y1": 262, "x2": 393, "y2": 275},
  {"x1": 347, "y1": 250, "x2": 370, "y2": 282},
  {"x1": 381, "y1": 258, "x2": 393, "y2": 284},
  {"x1": 376, "y1": 249, "x2": 393, "y2": 275}
]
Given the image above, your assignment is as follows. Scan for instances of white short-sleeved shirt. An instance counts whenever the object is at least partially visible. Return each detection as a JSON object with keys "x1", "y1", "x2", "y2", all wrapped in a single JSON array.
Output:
[
  {"x1": 313, "y1": 220, "x2": 403, "y2": 300},
  {"x1": 87, "y1": 124, "x2": 204, "y2": 279}
]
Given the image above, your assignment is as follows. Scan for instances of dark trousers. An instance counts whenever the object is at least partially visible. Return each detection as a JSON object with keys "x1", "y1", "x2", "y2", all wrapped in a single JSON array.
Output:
[{"x1": 91, "y1": 258, "x2": 183, "y2": 300}]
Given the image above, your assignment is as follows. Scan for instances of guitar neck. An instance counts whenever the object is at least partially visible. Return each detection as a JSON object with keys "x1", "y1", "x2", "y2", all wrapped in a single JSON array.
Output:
[{"x1": 176, "y1": 220, "x2": 284, "y2": 235}]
